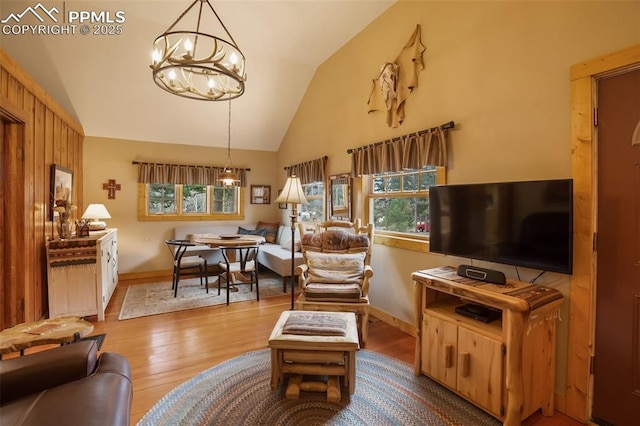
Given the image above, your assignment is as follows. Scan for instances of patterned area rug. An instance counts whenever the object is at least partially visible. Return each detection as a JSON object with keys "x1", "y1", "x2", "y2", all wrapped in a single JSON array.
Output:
[
  {"x1": 119, "y1": 273, "x2": 291, "y2": 320},
  {"x1": 137, "y1": 349, "x2": 501, "y2": 426}
]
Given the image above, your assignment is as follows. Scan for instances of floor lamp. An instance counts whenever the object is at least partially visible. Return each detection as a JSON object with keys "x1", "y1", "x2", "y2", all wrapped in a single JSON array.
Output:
[{"x1": 274, "y1": 175, "x2": 308, "y2": 309}]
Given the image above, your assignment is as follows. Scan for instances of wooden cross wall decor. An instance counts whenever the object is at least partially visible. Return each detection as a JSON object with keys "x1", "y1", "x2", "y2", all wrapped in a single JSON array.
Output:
[{"x1": 103, "y1": 179, "x2": 121, "y2": 199}]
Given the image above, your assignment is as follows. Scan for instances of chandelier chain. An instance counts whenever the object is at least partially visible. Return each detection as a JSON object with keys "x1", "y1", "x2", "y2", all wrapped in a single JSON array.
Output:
[{"x1": 227, "y1": 100, "x2": 232, "y2": 162}]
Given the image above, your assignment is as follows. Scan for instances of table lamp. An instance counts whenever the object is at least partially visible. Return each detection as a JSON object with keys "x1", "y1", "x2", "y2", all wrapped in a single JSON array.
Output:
[
  {"x1": 274, "y1": 175, "x2": 308, "y2": 309},
  {"x1": 82, "y1": 204, "x2": 111, "y2": 231}
]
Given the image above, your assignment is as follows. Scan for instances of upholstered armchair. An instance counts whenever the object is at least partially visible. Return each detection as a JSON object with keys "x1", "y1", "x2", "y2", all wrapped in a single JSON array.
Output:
[{"x1": 295, "y1": 223, "x2": 374, "y2": 344}]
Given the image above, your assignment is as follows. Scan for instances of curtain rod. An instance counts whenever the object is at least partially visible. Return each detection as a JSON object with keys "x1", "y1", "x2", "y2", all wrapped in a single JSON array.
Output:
[
  {"x1": 131, "y1": 160, "x2": 250, "y2": 172},
  {"x1": 346, "y1": 121, "x2": 455, "y2": 154},
  {"x1": 283, "y1": 155, "x2": 328, "y2": 171}
]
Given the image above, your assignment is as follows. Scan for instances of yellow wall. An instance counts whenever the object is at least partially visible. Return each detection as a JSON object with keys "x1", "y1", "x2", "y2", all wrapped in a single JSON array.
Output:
[
  {"x1": 275, "y1": 0, "x2": 640, "y2": 396},
  {"x1": 83, "y1": 136, "x2": 280, "y2": 274}
]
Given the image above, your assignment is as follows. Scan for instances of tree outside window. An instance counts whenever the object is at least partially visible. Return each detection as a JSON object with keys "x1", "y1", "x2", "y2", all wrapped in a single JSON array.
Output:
[
  {"x1": 299, "y1": 182, "x2": 324, "y2": 223},
  {"x1": 141, "y1": 183, "x2": 243, "y2": 221},
  {"x1": 213, "y1": 187, "x2": 238, "y2": 213},
  {"x1": 182, "y1": 185, "x2": 207, "y2": 213},
  {"x1": 148, "y1": 184, "x2": 176, "y2": 214},
  {"x1": 370, "y1": 167, "x2": 439, "y2": 235}
]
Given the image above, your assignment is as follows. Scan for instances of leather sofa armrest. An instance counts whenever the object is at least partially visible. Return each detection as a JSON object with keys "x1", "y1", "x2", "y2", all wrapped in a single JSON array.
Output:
[
  {"x1": 0, "y1": 340, "x2": 97, "y2": 404},
  {"x1": 96, "y1": 351, "x2": 132, "y2": 378},
  {"x1": 6, "y1": 351, "x2": 133, "y2": 426}
]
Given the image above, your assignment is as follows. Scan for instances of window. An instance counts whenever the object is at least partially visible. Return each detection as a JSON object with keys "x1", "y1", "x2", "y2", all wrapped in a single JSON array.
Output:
[
  {"x1": 367, "y1": 166, "x2": 445, "y2": 247},
  {"x1": 299, "y1": 182, "x2": 324, "y2": 224},
  {"x1": 182, "y1": 185, "x2": 207, "y2": 213},
  {"x1": 148, "y1": 184, "x2": 176, "y2": 214},
  {"x1": 139, "y1": 183, "x2": 244, "y2": 221}
]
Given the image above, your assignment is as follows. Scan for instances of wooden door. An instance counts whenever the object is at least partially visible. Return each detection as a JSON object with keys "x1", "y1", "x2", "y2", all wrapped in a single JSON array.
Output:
[
  {"x1": 592, "y1": 68, "x2": 640, "y2": 425},
  {"x1": 421, "y1": 312, "x2": 458, "y2": 389},
  {"x1": 456, "y1": 327, "x2": 503, "y2": 417}
]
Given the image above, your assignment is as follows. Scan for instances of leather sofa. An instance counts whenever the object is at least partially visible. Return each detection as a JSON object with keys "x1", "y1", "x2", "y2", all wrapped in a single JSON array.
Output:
[{"x1": 0, "y1": 340, "x2": 132, "y2": 425}]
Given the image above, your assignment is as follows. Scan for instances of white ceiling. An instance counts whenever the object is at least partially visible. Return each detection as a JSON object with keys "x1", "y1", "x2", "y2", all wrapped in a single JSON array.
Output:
[{"x1": 0, "y1": 0, "x2": 394, "y2": 151}]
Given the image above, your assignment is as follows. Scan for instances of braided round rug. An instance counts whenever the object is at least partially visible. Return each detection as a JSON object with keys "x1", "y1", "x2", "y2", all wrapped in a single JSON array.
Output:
[{"x1": 137, "y1": 349, "x2": 501, "y2": 426}]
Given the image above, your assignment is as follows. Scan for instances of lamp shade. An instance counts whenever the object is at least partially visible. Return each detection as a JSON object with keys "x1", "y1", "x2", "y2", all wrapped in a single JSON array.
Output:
[
  {"x1": 274, "y1": 176, "x2": 308, "y2": 205},
  {"x1": 82, "y1": 204, "x2": 111, "y2": 219},
  {"x1": 219, "y1": 169, "x2": 240, "y2": 186}
]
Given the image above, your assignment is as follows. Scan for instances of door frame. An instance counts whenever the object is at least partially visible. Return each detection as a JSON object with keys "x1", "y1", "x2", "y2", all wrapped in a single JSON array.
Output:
[
  {"x1": 568, "y1": 44, "x2": 640, "y2": 422},
  {"x1": 1, "y1": 98, "x2": 29, "y2": 330}
]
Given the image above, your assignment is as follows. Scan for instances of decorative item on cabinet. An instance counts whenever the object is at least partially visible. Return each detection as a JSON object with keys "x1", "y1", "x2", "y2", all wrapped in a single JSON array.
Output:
[
  {"x1": 76, "y1": 220, "x2": 90, "y2": 237},
  {"x1": 53, "y1": 196, "x2": 76, "y2": 239},
  {"x1": 57, "y1": 213, "x2": 74, "y2": 239}
]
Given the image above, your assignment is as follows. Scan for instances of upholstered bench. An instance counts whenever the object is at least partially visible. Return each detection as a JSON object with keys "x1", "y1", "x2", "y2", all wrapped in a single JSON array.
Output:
[{"x1": 268, "y1": 311, "x2": 359, "y2": 402}]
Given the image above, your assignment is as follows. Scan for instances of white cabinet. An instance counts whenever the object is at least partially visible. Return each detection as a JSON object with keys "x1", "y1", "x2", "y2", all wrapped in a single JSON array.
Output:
[
  {"x1": 47, "y1": 229, "x2": 118, "y2": 321},
  {"x1": 98, "y1": 230, "x2": 118, "y2": 314}
]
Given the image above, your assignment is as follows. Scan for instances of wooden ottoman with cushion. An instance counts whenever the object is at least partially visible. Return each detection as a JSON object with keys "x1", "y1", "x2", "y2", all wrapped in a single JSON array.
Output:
[{"x1": 268, "y1": 310, "x2": 359, "y2": 402}]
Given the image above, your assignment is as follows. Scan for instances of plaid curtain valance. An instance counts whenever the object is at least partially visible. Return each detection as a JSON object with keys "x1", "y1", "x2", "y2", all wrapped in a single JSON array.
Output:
[
  {"x1": 350, "y1": 126, "x2": 450, "y2": 176},
  {"x1": 284, "y1": 156, "x2": 327, "y2": 185},
  {"x1": 135, "y1": 162, "x2": 248, "y2": 187}
]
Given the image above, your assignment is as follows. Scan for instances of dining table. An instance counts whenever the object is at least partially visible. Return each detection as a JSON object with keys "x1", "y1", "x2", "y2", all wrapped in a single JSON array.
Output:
[
  {"x1": 194, "y1": 234, "x2": 266, "y2": 248},
  {"x1": 194, "y1": 234, "x2": 266, "y2": 285}
]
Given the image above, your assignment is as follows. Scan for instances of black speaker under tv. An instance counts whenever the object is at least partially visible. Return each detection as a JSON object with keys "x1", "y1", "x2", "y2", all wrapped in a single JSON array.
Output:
[{"x1": 429, "y1": 179, "x2": 573, "y2": 275}]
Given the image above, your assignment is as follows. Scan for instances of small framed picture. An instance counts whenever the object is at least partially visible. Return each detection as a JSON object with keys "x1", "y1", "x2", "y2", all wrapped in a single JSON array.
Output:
[
  {"x1": 50, "y1": 164, "x2": 73, "y2": 220},
  {"x1": 277, "y1": 189, "x2": 287, "y2": 209},
  {"x1": 251, "y1": 185, "x2": 271, "y2": 204}
]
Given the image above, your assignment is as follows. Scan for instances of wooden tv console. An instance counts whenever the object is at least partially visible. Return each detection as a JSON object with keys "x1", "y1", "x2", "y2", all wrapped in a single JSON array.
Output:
[{"x1": 413, "y1": 266, "x2": 563, "y2": 426}]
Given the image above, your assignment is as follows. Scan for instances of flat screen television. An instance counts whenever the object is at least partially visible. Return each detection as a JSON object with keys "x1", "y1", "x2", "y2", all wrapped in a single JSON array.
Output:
[{"x1": 429, "y1": 179, "x2": 573, "y2": 274}]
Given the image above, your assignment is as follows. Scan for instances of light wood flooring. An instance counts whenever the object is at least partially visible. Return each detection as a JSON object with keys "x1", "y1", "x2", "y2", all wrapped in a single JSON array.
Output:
[{"x1": 17, "y1": 277, "x2": 583, "y2": 425}]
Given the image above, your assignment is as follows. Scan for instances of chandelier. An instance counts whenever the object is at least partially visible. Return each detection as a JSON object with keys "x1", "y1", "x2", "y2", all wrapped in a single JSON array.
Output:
[
  {"x1": 151, "y1": 0, "x2": 246, "y2": 101},
  {"x1": 219, "y1": 100, "x2": 240, "y2": 186}
]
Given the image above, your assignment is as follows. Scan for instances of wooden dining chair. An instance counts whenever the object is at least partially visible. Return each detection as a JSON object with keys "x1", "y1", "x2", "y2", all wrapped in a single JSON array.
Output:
[
  {"x1": 217, "y1": 244, "x2": 260, "y2": 305},
  {"x1": 165, "y1": 239, "x2": 209, "y2": 297}
]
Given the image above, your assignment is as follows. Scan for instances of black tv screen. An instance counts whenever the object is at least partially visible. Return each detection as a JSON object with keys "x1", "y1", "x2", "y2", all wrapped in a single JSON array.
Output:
[{"x1": 429, "y1": 179, "x2": 573, "y2": 274}]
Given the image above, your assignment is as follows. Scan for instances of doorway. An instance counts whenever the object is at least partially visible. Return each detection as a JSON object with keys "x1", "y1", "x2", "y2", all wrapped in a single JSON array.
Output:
[
  {"x1": 592, "y1": 68, "x2": 640, "y2": 425},
  {"x1": 1, "y1": 112, "x2": 27, "y2": 330}
]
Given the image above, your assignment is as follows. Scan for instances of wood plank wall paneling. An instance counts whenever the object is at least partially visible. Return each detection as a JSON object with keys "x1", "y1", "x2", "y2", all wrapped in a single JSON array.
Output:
[{"x1": 0, "y1": 48, "x2": 84, "y2": 330}]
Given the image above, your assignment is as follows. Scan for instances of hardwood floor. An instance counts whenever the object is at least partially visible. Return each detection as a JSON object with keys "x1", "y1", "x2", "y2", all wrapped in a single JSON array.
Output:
[{"x1": 17, "y1": 278, "x2": 582, "y2": 425}]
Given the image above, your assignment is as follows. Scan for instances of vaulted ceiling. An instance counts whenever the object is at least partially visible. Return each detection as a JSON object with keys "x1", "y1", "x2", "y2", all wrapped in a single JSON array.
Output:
[{"x1": 1, "y1": 0, "x2": 394, "y2": 151}]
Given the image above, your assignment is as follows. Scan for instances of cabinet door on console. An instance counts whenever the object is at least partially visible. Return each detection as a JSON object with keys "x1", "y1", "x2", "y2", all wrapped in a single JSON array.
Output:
[
  {"x1": 421, "y1": 313, "x2": 457, "y2": 389},
  {"x1": 456, "y1": 327, "x2": 503, "y2": 417}
]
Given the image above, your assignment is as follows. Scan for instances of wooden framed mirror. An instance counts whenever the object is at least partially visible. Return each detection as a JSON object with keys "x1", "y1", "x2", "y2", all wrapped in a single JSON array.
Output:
[{"x1": 329, "y1": 173, "x2": 351, "y2": 220}]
